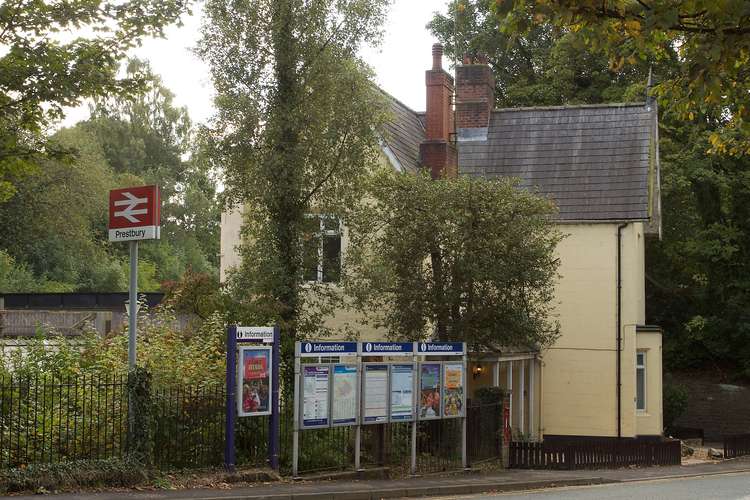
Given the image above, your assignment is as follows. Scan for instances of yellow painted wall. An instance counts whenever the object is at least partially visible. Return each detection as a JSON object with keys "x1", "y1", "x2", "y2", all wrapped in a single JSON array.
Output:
[
  {"x1": 541, "y1": 222, "x2": 647, "y2": 438},
  {"x1": 220, "y1": 208, "x2": 658, "y2": 438},
  {"x1": 635, "y1": 331, "x2": 663, "y2": 436}
]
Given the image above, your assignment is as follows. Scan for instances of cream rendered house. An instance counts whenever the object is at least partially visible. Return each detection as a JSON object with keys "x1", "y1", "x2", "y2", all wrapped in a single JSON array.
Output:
[{"x1": 221, "y1": 45, "x2": 663, "y2": 441}]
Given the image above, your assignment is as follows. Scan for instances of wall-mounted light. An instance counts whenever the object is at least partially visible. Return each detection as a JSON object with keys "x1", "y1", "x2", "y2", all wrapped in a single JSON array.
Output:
[{"x1": 472, "y1": 365, "x2": 484, "y2": 380}]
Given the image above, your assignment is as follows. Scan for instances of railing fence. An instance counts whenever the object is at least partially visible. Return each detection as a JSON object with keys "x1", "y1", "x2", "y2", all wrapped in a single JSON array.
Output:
[
  {"x1": 509, "y1": 439, "x2": 681, "y2": 469},
  {"x1": 724, "y1": 434, "x2": 750, "y2": 459}
]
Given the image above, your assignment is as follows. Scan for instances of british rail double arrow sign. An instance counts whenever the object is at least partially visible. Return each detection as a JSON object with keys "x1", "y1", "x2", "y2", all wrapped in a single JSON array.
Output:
[{"x1": 108, "y1": 185, "x2": 161, "y2": 242}]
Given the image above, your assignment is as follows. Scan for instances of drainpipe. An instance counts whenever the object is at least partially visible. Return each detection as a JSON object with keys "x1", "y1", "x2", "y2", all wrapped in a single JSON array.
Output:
[{"x1": 616, "y1": 223, "x2": 628, "y2": 439}]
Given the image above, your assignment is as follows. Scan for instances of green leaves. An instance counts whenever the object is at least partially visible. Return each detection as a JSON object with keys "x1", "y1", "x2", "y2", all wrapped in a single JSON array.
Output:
[
  {"x1": 345, "y1": 169, "x2": 561, "y2": 351},
  {"x1": 0, "y1": 0, "x2": 189, "y2": 201}
]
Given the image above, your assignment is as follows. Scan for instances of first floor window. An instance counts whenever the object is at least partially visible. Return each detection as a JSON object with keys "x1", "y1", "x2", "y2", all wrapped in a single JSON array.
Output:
[
  {"x1": 302, "y1": 215, "x2": 341, "y2": 283},
  {"x1": 636, "y1": 351, "x2": 646, "y2": 411}
]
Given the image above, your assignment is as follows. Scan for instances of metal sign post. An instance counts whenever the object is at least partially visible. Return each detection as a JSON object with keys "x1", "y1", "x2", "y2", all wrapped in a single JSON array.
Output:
[
  {"x1": 128, "y1": 241, "x2": 137, "y2": 369},
  {"x1": 108, "y1": 184, "x2": 161, "y2": 369}
]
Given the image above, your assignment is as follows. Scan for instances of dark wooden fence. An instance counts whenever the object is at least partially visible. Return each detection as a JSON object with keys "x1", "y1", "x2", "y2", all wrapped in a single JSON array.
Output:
[
  {"x1": 724, "y1": 434, "x2": 750, "y2": 459},
  {"x1": 509, "y1": 439, "x2": 681, "y2": 469}
]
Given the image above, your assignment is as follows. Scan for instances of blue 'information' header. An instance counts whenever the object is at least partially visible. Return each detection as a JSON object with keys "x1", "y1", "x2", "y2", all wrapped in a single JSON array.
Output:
[
  {"x1": 300, "y1": 341, "x2": 358, "y2": 355},
  {"x1": 417, "y1": 342, "x2": 464, "y2": 355},
  {"x1": 362, "y1": 342, "x2": 413, "y2": 355}
]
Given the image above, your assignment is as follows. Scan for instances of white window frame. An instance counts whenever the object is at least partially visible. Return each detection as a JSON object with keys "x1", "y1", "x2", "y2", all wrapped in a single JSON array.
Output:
[
  {"x1": 303, "y1": 214, "x2": 341, "y2": 283},
  {"x1": 636, "y1": 350, "x2": 647, "y2": 412}
]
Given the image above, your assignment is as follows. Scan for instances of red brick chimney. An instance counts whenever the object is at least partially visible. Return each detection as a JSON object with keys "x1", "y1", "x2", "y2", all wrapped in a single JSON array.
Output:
[
  {"x1": 420, "y1": 44, "x2": 457, "y2": 179},
  {"x1": 455, "y1": 53, "x2": 494, "y2": 140}
]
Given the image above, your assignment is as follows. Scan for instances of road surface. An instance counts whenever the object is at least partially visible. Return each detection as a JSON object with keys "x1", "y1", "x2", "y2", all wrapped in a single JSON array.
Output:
[{"x1": 416, "y1": 471, "x2": 750, "y2": 499}]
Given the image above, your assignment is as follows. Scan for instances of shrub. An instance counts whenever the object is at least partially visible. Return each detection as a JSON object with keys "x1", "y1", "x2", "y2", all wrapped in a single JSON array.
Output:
[
  {"x1": 474, "y1": 386, "x2": 505, "y2": 405},
  {"x1": 0, "y1": 457, "x2": 148, "y2": 494},
  {"x1": 663, "y1": 382, "x2": 689, "y2": 431}
]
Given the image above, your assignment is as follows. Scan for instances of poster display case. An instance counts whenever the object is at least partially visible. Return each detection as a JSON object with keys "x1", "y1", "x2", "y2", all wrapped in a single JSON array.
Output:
[{"x1": 362, "y1": 363, "x2": 389, "y2": 424}]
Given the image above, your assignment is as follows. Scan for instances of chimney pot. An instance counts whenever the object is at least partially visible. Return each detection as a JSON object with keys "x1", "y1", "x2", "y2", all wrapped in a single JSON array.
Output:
[{"x1": 432, "y1": 44, "x2": 444, "y2": 70}]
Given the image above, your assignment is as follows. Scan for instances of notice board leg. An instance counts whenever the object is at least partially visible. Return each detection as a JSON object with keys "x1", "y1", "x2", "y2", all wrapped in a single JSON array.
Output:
[
  {"x1": 269, "y1": 326, "x2": 280, "y2": 470},
  {"x1": 225, "y1": 326, "x2": 237, "y2": 472},
  {"x1": 292, "y1": 347, "x2": 301, "y2": 477}
]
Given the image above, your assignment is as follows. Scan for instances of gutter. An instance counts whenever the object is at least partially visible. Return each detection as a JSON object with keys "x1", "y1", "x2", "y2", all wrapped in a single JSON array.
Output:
[{"x1": 616, "y1": 223, "x2": 628, "y2": 438}]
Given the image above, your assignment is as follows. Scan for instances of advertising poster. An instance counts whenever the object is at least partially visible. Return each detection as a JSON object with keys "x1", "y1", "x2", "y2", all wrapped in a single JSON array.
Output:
[
  {"x1": 363, "y1": 364, "x2": 388, "y2": 424},
  {"x1": 390, "y1": 364, "x2": 414, "y2": 421},
  {"x1": 238, "y1": 347, "x2": 271, "y2": 417},
  {"x1": 442, "y1": 362, "x2": 464, "y2": 418},
  {"x1": 419, "y1": 363, "x2": 441, "y2": 419},
  {"x1": 302, "y1": 365, "x2": 330, "y2": 427},
  {"x1": 331, "y1": 365, "x2": 357, "y2": 426}
]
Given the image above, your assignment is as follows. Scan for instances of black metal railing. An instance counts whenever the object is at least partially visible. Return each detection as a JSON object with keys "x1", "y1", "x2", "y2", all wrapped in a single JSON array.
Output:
[
  {"x1": 467, "y1": 401, "x2": 502, "y2": 463},
  {"x1": 0, "y1": 374, "x2": 128, "y2": 469},
  {"x1": 724, "y1": 434, "x2": 750, "y2": 459},
  {"x1": 1, "y1": 375, "x2": 505, "y2": 474}
]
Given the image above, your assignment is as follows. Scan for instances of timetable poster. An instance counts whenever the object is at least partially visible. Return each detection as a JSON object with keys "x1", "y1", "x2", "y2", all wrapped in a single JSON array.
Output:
[
  {"x1": 331, "y1": 365, "x2": 357, "y2": 425},
  {"x1": 419, "y1": 363, "x2": 441, "y2": 419},
  {"x1": 238, "y1": 347, "x2": 271, "y2": 417},
  {"x1": 363, "y1": 364, "x2": 388, "y2": 423},
  {"x1": 390, "y1": 364, "x2": 414, "y2": 421},
  {"x1": 442, "y1": 362, "x2": 464, "y2": 418},
  {"x1": 302, "y1": 365, "x2": 330, "y2": 427}
]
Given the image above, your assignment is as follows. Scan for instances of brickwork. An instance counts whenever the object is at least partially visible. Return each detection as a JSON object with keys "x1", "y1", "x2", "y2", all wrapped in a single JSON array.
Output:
[
  {"x1": 421, "y1": 44, "x2": 457, "y2": 179},
  {"x1": 455, "y1": 59, "x2": 494, "y2": 131},
  {"x1": 671, "y1": 372, "x2": 750, "y2": 440}
]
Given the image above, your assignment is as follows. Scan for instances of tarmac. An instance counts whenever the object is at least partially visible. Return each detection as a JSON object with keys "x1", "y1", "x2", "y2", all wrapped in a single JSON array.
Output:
[{"x1": 5, "y1": 457, "x2": 750, "y2": 500}]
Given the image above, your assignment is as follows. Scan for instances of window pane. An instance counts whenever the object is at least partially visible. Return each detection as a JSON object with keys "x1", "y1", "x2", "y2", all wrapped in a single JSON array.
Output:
[
  {"x1": 302, "y1": 232, "x2": 320, "y2": 281},
  {"x1": 322, "y1": 216, "x2": 339, "y2": 232},
  {"x1": 322, "y1": 235, "x2": 341, "y2": 283},
  {"x1": 636, "y1": 367, "x2": 646, "y2": 410},
  {"x1": 636, "y1": 352, "x2": 645, "y2": 367}
]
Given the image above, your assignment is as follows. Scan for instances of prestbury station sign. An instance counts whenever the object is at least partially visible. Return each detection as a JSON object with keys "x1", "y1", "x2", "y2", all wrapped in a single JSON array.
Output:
[{"x1": 108, "y1": 185, "x2": 161, "y2": 242}]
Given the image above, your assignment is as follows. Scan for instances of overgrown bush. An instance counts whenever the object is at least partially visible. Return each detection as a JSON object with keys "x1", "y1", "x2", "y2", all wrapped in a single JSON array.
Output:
[
  {"x1": 0, "y1": 456, "x2": 148, "y2": 494},
  {"x1": 663, "y1": 381, "x2": 689, "y2": 431},
  {"x1": 474, "y1": 386, "x2": 505, "y2": 405}
]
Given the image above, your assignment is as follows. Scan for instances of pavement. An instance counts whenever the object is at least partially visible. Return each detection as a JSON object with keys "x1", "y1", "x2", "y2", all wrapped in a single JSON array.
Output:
[
  {"x1": 5, "y1": 457, "x2": 750, "y2": 500},
  {"x1": 433, "y1": 470, "x2": 750, "y2": 499}
]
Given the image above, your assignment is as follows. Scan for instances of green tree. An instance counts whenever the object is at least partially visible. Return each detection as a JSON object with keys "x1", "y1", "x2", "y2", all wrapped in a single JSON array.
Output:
[
  {"x1": 84, "y1": 58, "x2": 221, "y2": 281},
  {"x1": 198, "y1": 0, "x2": 389, "y2": 387},
  {"x1": 493, "y1": 0, "x2": 750, "y2": 154},
  {"x1": 0, "y1": 0, "x2": 189, "y2": 203},
  {"x1": 345, "y1": 169, "x2": 561, "y2": 350},
  {"x1": 429, "y1": 0, "x2": 664, "y2": 108}
]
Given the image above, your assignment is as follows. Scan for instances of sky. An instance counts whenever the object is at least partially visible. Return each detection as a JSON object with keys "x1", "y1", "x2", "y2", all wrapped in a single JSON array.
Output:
[{"x1": 62, "y1": 0, "x2": 452, "y2": 128}]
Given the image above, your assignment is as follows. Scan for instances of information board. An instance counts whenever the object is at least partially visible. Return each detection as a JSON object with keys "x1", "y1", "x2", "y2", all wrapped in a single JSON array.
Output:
[
  {"x1": 237, "y1": 346, "x2": 272, "y2": 417},
  {"x1": 419, "y1": 363, "x2": 441, "y2": 420},
  {"x1": 331, "y1": 365, "x2": 357, "y2": 426},
  {"x1": 442, "y1": 362, "x2": 464, "y2": 418},
  {"x1": 302, "y1": 365, "x2": 330, "y2": 428},
  {"x1": 390, "y1": 364, "x2": 414, "y2": 421},
  {"x1": 363, "y1": 364, "x2": 388, "y2": 424}
]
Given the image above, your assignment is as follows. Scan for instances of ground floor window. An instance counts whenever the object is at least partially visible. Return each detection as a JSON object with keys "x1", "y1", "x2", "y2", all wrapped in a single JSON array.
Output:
[{"x1": 636, "y1": 351, "x2": 646, "y2": 411}]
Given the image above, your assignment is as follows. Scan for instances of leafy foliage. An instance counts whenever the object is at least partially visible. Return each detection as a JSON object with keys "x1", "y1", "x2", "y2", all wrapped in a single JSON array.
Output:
[
  {"x1": 0, "y1": 0, "x2": 190, "y2": 203},
  {"x1": 345, "y1": 169, "x2": 561, "y2": 350},
  {"x1": 198, "y1": 0, "x2": 390, "y2": 387},
  {"x1": 663, "y1": 381, "x2": 689, "y2": 431},
  {"x1": 0, "y1": 59, "x2": 220, "y2": 293},
  {"x1": 492, "y1": 0, "x2": 750, "y2": 154}
]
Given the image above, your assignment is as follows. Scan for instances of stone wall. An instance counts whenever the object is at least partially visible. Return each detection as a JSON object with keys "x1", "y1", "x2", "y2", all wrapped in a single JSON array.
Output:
[{"x1": 671, "y1": 372, "x2": 750, "y2": 441}]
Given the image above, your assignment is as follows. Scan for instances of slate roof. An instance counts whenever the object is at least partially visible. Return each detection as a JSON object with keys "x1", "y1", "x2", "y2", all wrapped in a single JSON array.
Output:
[
  {"x1": 459, "y1": 104, "x2": 656, "y2": 221},
  {"x1": 379, "y1": 96, "x2": 658, "y2": 223},
  {"x1": 381, "y1": 95, "x2": 425, "y2": 172}
]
